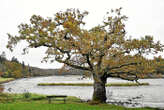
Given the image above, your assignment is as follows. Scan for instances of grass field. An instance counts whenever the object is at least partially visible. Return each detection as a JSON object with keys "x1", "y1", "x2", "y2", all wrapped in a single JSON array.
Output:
[
  {"x1": 0, "y1": 102, "x2": 158, "y2": 110},
  {"x1": 38, "y1": 82, "x2": 149, "y2": 86},
  {"x1": 0, "y1": 93, "x2": 158, "y2": 110}
]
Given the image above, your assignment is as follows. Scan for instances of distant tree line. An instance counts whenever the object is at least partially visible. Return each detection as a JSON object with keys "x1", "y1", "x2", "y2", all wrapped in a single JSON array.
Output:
[
  {"x1": 0, "y1": 51, "x2": 32, "y2": 78},
  {"x1": 0, "y1": 51, "x2": 164, "y2": 79}
]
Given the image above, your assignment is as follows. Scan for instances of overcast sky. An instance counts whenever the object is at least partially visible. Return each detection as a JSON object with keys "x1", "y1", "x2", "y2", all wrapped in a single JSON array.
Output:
[{"x1": 0, "y1": 0, "x2": 164, "y2": 69}]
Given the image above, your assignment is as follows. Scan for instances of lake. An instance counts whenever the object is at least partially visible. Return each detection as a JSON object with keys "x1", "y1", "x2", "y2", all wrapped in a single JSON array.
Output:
[{"x1": 2, "y1": 75, "x2": 164, "y2": 108}]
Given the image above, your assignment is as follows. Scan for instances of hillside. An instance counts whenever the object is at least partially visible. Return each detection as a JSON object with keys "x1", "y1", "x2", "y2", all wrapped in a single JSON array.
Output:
[
  {"x1": 0, "y1": 51, "x2": 84, "y2": 78},
  {"x1": 0, "y1": 51, "x2": 164, "y2": 79},
  {"x1": 30, "y1": 66, "x2": 83, "y2": 76}
]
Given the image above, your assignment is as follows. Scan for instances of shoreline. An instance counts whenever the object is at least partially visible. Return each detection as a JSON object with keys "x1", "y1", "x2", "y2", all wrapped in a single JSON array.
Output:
[
  {"x1": 0, "y1": 93, "x2": 162, "y2": 110},
  {"x1": 0, "y1": 78, "x2": 15, "y2": 84}
]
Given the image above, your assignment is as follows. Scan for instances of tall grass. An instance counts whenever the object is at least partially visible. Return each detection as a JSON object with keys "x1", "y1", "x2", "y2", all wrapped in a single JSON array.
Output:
[{"x1": 38, "y1": 82, "x2": 149, "y2": 86}]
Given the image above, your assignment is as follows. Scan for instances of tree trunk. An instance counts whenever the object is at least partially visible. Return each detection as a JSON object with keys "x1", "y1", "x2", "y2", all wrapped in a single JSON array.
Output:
[{"x1": 92, "y1": 75, "x2": 107, "y2": 103}]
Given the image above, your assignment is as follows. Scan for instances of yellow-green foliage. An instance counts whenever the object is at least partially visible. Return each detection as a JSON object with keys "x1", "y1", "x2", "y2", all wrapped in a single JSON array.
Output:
[
  {"x1": 0, "y1": 61, "x2": 30, "y2": 78},
  {"x1": 7, "y1": 8, "x2": 163, "y2": 81},
  {"x1": 6, "y1": 8, "x2": 164, "y2": 103}
]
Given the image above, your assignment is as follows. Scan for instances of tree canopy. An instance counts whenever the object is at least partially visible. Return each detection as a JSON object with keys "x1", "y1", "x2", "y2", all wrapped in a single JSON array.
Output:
[{"x1": 7, "y1": 8, "x2": 164, "y2": 103}]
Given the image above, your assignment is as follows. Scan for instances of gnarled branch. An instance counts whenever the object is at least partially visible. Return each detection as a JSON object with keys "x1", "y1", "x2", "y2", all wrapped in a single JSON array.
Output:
[
  {"x1": 109, "y1": 62, "x2": 140, "y2": 70},
  {"x1": 56, "y1": 59, "x2": 91, "y2": 71},
  {"x1": 107, "y1": 71, "x2": 139, "y2": 83}
]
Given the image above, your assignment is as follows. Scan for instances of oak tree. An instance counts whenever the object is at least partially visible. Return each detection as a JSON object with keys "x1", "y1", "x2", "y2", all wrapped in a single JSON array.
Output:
[{"x1": 7, "y1": 8, "x2": 163, "y2": 103}]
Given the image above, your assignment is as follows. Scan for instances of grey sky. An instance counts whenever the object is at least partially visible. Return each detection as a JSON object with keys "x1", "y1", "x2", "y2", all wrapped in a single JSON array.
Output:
[{"x1": 0, "y1": 0, "x2": 164, "y2": 69}]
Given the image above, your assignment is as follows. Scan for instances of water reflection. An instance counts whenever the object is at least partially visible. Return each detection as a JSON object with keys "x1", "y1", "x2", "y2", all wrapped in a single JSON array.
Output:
[{"x1": 2, "y1": 75, "x2": 164, "y2": 108}]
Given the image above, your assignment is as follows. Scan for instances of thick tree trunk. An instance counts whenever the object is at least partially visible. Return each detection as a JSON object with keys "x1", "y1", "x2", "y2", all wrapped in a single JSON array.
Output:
[{"x1": 92, "y1": 75, "x2": 107, "y2": 103}]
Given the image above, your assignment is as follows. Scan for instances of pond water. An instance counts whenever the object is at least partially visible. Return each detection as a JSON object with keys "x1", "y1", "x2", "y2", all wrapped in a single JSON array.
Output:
[{"x1": 2, "y1": 75, "x2": 164, "y2": 108}]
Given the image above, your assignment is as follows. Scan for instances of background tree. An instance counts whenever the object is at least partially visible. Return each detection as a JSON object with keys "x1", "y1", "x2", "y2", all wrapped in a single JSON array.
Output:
[
  {"x1": 22, "y1": 61, "x2": 25, "y2": 69},
  {"x1": 0, "y1": 52, "x2": 7, "y2": 76},
  {"x1": 11, "y1": 56, "x2": 19, "y2": 63},
  {"x1": 21, "y1": 61, "x2": 27, "y2": 76},
  {"x1": 0, "y1": 51, "x2": 7, "y2": 63},
  {"x1": 28, "y1": 64, "x2": 32, "y2": 76},
  {"x1": 153, "y1": 56, "x2": 164, "y2": 76},
  {"x1": 4, "y1": 61, "x2": 23, "y2": 78},
  {"x1": 7, "y1": 8, "x2": 164, "y2": 103}
]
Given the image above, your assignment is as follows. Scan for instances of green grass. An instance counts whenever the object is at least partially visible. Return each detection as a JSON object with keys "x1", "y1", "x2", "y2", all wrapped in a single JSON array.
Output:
[
  {"x1": 0, "y1": 102, "x2": 157, "y2": 110},
  {"x1": 38, "y1": 82, "x2": 149, "y2": 86},
  {"x1": 0, "y1": 93, "x2": 157, "y2": 110},
  {"x1": 0, "y1": 77, "x2": 15, "y2": 84},
  {"x1": 0, "y1": 93, "x2": 46, "y2": 102}
]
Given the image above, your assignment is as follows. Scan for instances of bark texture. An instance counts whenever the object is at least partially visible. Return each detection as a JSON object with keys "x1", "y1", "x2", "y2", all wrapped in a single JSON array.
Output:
[{"x1": 92, "y1": 75, "x2": 107, "y2": 103}]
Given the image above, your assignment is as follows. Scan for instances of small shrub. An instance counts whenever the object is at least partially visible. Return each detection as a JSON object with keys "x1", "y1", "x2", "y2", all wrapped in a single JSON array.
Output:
[{"x1": 23, "y1": 91, "x2": 31, "y2": 99}]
